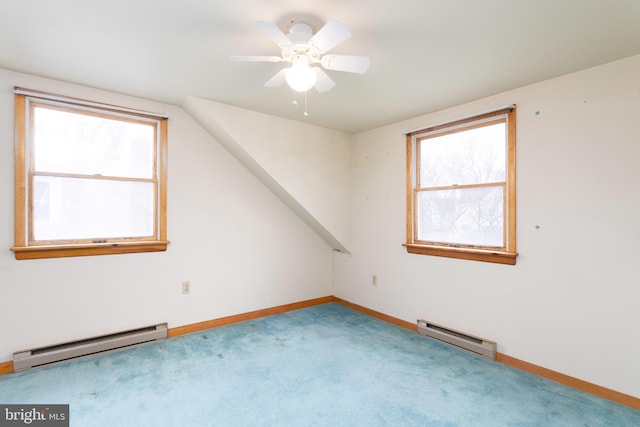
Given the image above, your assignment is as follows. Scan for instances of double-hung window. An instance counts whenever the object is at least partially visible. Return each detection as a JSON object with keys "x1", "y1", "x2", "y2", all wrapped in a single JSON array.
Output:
[
  {"x1": 12, "y1": 88, "x2": 168, "y2": 260},
  {"x1": 405, "y1": 106, "x2": 516, "y2": 265}
]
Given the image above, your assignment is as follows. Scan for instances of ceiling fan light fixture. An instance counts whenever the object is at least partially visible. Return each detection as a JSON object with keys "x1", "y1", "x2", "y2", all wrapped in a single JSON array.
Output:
[
  {"x1": 233, "y1": 19, "x2": 369, "y2": 96},
  {"x1": 285, "y1": 55, "x2": 317, "y2": 92}
]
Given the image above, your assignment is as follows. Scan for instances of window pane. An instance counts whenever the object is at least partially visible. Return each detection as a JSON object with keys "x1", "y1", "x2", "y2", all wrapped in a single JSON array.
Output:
[
  {"x1": 33, "y1": 179, "x2": 51, "y2": 222},
  {"x1": 32, "y1": 106, "x2": 155, "y2": 178},
  {"x1": 419, "y1": 122, "x2": 505, "y2": 187},
  {"x1": 32, "y1": 176, "x2": 154, "y2": 241},
  {"x1": 416, "y1": 186, "x2": 503, "y2": 247}
]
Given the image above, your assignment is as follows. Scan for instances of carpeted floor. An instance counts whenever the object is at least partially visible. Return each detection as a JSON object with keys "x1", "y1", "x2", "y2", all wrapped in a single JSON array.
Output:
[{"x1": 0, "y1": 303, "x2": 638, "y2": 426}]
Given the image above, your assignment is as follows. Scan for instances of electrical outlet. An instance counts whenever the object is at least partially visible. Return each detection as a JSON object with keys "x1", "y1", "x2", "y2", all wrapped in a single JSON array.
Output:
[
  {"x1": 372, "y1": 274, "x2": 377, "y2": 286},
  {"x1": 182, "y1": 281, "x2": 191, "y2": 295}
]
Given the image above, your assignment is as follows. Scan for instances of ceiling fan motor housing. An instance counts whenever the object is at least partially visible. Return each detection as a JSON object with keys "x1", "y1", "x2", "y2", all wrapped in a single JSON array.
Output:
[
  {"x1": 288, "y1": 23, "x2": 314, "y2": 42},
  {"x1": 284, "y1": 22, "x2": 316, "y2": 61}
]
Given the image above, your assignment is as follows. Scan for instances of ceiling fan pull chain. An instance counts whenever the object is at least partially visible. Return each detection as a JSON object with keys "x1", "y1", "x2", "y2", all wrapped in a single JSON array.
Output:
[{"x1": 304, "y1": 91, "x2": 309, "y2": 117}]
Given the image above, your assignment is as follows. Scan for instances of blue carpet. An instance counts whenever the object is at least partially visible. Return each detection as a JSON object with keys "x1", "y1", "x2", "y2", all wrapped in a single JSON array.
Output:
[{"x1": 0, "y1": 303, "x2": 638, "y2": 426}]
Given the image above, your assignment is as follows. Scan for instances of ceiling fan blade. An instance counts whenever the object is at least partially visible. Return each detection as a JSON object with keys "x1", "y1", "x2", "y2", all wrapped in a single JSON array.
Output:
[
  {"x1": 309, "y1": 20, "x2": 351, "y2": 53},
  {"x1": 264, "y1": 68, "x2": 288, "y2": 88},
  {"x1": 314, "y1": 68, "x2": 336, "y2": 93},
  {"x1": 321, "y1": 55, "x2": 370, "y2": 74},
  {"x1": 254, "y1": 21, "x2": 292, "y2": 47},
  {"x1": 230, "y1": 55, "x2": 284, "y2": 63}
]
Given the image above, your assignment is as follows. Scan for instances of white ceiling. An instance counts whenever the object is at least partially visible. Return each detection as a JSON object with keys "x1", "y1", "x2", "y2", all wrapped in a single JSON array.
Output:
[{"x1": 1, "y1": 1, "x2": 639, "y2": 133}]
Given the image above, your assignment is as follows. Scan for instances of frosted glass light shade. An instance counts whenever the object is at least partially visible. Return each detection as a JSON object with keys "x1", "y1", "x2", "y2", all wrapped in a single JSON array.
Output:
[{"x1": 285, "y1": 56, "x2": 317, "y2": 92}]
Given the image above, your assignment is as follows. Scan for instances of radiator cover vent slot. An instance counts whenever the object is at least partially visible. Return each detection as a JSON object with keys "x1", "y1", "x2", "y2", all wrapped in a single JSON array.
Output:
[
  {"x1": 13, "y1": 323, "x2": 168, "y2": 371},
  {"x1": 417, "y1": 319, "x2": 496, "y2": 361}
]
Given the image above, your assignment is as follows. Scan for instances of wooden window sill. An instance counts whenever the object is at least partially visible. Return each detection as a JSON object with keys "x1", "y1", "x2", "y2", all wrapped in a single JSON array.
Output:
[
  {"x1": 11, "y1": 241, "x2": 170, "y2": 260},
  {"x1": 403, "y1": 243, "x2": 517, "y2": 265}
]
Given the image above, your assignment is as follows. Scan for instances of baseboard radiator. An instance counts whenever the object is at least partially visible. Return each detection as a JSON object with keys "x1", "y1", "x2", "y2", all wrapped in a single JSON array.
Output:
[
  {"x1": 13, "y1": 323, "x2": 168, "y2": 372},
  {"x1": 417, "y1": 319, "x2": 496, "y2": 361}
]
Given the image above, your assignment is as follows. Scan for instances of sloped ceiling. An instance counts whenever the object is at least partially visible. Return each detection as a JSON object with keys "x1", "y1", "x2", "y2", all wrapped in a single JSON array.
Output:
[
  {"x1": 1, "y1": 1, "x2": 639, "y2": 133},
  {"x1": 183, "y1": 96, "x2": 352, "y2": 253}
]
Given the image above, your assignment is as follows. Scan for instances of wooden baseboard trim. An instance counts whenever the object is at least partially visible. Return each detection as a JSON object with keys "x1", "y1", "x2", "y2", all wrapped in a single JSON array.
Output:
[
  {"x1": 496, "y1": 353, "x2": 640, "y2": 410},
  {"x1": 333, "y1": 297, "x2": 639, "y2": 410},
  {"x1": 332, "y1": 297, "x2": 417, "y2": 332},
  {"x1": 168, "y1": 295, "x2": 334, "y2": 338},
  {"x1": 1, "y1": 295, "x2": 637, "y2": 410},
  {"x1": 0, "y1": 296, "x2": 334, "y2": 376},
  {"x1": 0, "y1": 361, "x2": 13, "y2": 375}
]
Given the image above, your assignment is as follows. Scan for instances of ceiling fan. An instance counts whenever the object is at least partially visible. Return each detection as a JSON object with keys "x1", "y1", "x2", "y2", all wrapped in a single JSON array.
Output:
[{"x1": 231, "y1": 20, "x2": 370, "y2": 93}]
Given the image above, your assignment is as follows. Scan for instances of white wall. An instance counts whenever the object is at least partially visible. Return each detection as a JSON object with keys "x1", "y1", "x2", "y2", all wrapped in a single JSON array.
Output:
[
  {"x1": 335, "y1": 54, "x2": 640, "y2": 397},
  {"x1": 2, "y1": 54, "x2": 639, "y2": 399},
  {"x1": 0, "y1": 70, "x2": 335, "y2": 362},
  {"x1": 183, "y1": 97, "x2": 352, "y2": 252}
]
